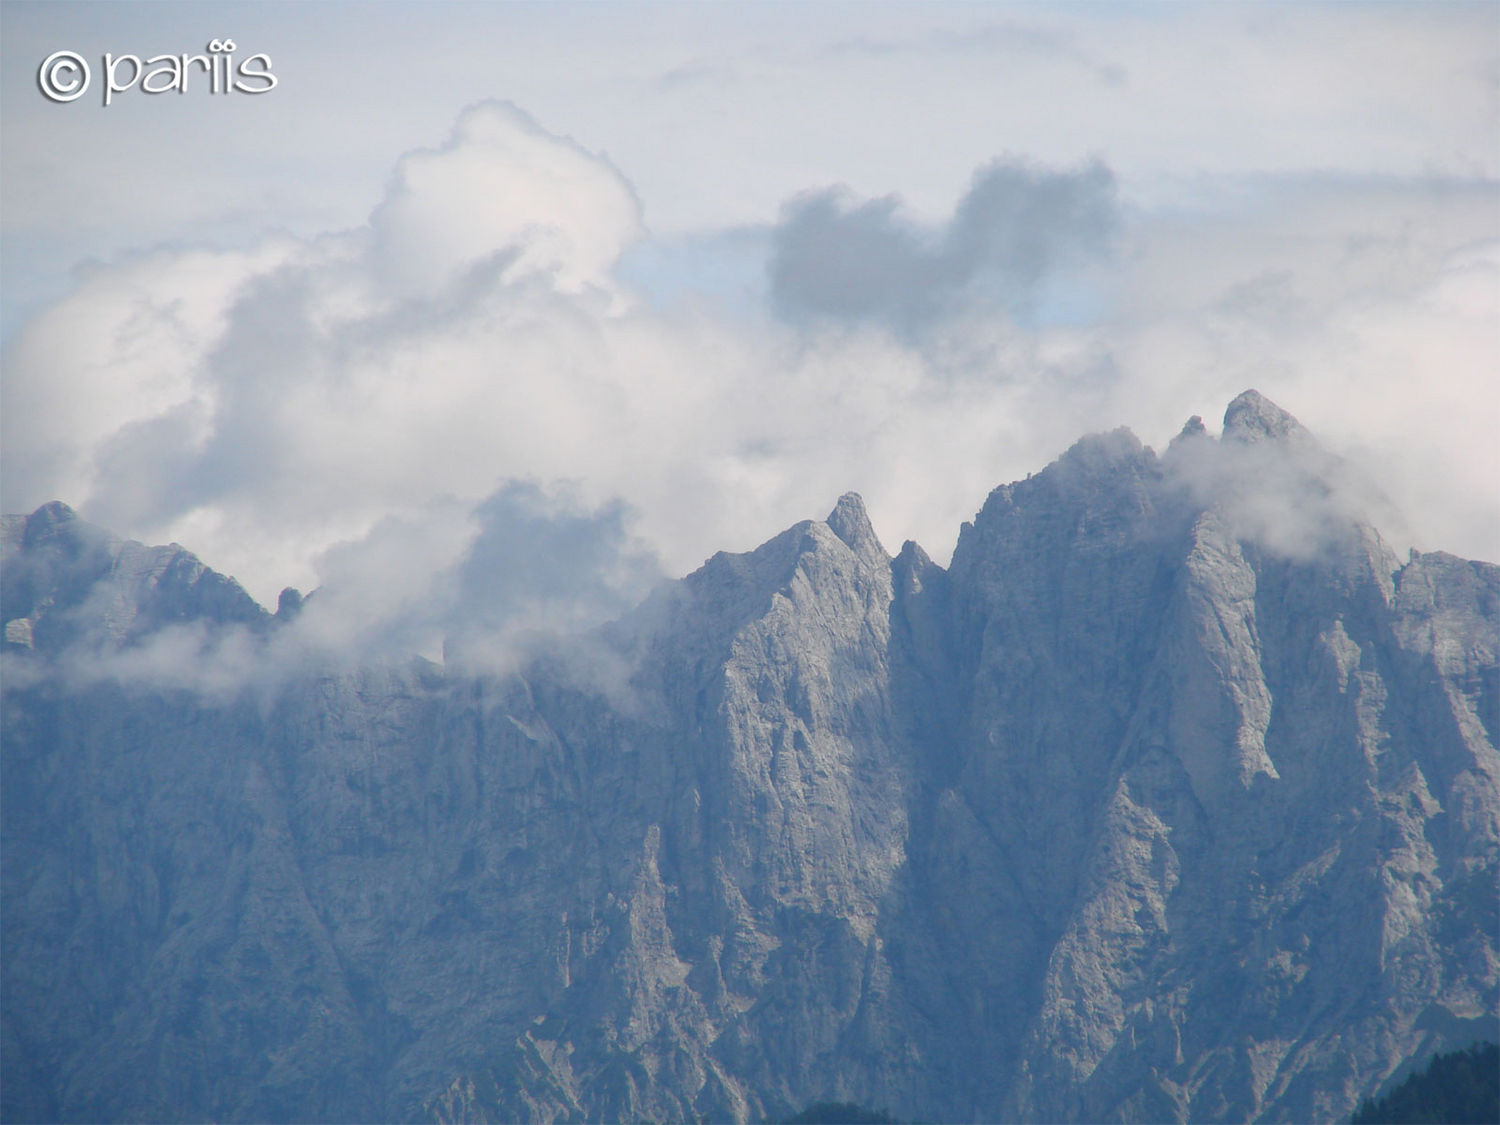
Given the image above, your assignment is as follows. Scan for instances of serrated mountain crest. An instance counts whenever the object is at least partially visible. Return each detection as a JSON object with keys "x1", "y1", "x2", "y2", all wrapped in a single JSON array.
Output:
[{"x1": 3, "y1": 393, "x2": 1495, "y2": 1124}]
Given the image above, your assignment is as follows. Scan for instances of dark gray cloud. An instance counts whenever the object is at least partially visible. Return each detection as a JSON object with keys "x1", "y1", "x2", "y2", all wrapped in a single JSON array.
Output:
[
  {"x1": 769, "y1": 158, "x2": 1117, "y2": 333},
  {"x1": 443, "y1": 481, "x2": 664, "y2": 665}
]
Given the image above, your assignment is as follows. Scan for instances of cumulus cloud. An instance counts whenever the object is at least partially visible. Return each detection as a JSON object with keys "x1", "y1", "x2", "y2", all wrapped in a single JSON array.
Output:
[
  {"x1": 3, "y1": 102, "x2": 667, "y2": 593},
  {"x1": 769, "y1": 158, "x2": 1117, "y2": 333},
  {"x1": 4, "y1": 100, "x2": 1107, "y2": 613},
  {"x1": 1, "y1": 95, "x2": 1495, "y2": 682},
  {"x1": 370, "y1": 101, "x2": 644, "y2": 300},
  {"x1": 0, "y1": 239, "x2": 296, "y2": 517}
]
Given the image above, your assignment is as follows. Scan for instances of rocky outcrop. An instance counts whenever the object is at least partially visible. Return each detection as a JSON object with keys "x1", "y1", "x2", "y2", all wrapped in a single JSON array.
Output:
[
  {"x1": 2, "y1": 393, "x2": 1496, "y2": 1123},
  {"x1": 1, "y1": 501, "x2": 268, "y2": 655}
]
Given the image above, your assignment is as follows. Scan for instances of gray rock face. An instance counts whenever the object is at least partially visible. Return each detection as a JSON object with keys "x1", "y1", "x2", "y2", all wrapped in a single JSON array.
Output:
[
  {"x1": 3, "y1": 394, "x2": 1496, "y2": 1123},
  {"x1": 2, "y1": 501, "x2": 269, "y2": 655}
]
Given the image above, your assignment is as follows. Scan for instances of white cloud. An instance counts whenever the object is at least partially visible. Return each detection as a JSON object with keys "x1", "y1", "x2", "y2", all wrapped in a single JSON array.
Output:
[
  {"x1": 0, "y1": 240, "x2": 295, "y2": 513},
  {"x1": 370, "y1": 102, "x2": 643, "y2": 300},
  {"x1": 1092, "y1": 182, "x2": 1500, "y2": 562},
  {"x1": 2, "y1": 77, "x2": 1496, "y2": 664}
]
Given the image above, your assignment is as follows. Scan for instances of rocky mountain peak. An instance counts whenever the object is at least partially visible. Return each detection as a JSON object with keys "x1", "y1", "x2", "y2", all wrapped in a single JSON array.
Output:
[
  {"x1": 1221, "y1": 388, "x2": 1309, "y2": 444},
  {"x1": 1167, "y1": 414, "x2": 1209, "y2": 454},
  {"x1": 19, "y1": 500, "x2": 82, "y2": 546},
  {"x1": 824, "y1": 490, "x2": 887, "y2": 566},
  {"x1": 1, "y1": 503, "x2": 268, "y2": 655}
]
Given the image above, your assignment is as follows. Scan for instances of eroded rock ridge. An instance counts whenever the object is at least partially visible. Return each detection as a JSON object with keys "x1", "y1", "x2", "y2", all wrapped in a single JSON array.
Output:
[{"x1": 3, "y1": 392, "x2": 1496, "y2": 1123}]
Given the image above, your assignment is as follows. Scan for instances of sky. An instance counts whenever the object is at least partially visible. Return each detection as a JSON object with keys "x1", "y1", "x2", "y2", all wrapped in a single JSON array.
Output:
[{"x1": 2, "y1": 1, "x2": 1497, "y2": 657}]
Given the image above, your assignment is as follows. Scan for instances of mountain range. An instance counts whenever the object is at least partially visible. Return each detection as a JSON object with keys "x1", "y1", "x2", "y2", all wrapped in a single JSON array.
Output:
[{"x1": 3, "y1": 390, "x2": 1496, "y2": 1123}]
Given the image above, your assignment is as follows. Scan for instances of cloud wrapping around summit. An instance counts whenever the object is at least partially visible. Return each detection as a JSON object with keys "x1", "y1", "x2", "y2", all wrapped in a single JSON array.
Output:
[
  {"x1": 2, "y1": 82, "x2": 1496, "y2": 622},
  {"x1": 297, "y1": 480, "x2": 664, "y2": 669}
]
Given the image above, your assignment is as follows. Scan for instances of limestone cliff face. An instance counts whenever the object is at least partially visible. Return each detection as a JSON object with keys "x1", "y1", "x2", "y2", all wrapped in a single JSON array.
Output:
[{"x1": 3, "y1": 393, "x2": 1496, "y2": 1123}]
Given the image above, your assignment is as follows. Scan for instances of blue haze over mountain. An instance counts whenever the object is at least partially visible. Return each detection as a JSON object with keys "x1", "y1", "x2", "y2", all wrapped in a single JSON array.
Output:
[{"x1": 2, "y1": 392, "x2": 1496, "y2": 1122}]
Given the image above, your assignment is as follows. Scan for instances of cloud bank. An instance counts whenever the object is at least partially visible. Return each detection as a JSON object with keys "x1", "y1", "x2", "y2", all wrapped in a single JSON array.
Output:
[
  {"x1": 2, "y1": 97, "x2": 1496, "y2": 669},
  {"x1": 296, "y1": 479, "x2": 663, "y2": 670}
]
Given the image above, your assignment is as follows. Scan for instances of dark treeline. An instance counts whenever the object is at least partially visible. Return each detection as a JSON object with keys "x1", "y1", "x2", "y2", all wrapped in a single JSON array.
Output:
[{"x1": 1351, "y1": 1042, "x2": 1499, "y2": 1124}]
